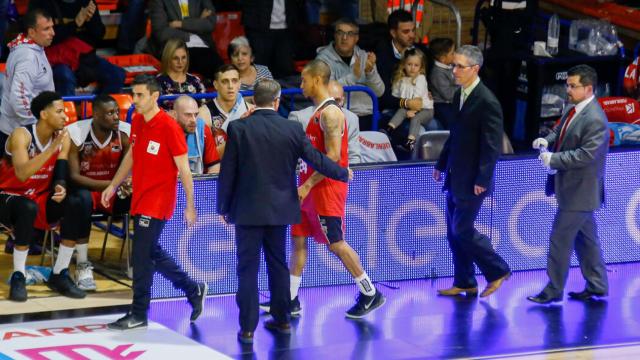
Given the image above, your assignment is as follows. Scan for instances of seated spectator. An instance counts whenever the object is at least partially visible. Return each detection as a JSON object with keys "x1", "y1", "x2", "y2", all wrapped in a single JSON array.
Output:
[
  {"x1": 207, "y1": 64, "x2": 252, "y2": 154},
  {"x1": 0, "y1": 8, "x2": 55, "y2": 151},
  {"x1": 149, "y1": 0, "x2": 223, "y2": 82},
  {"x1": 241, "y1": 0, "x2": 298, "y2": 78},
  {"x1": 0, "y1": 91, "x2": 90, "y2": 302},
  {"x1": 173, "y1": 95, "x2": 220, "y2": 174},
  {"x1": 289, "y1": 80, "x2": 361, "y2": 164},
  {"x1": 67, "y1": 94, "x2": 132, "y2": 291},
  {"x1": 228, "y1": 36, "x2": 274, "y2": 92},
  {"x1": 316, "y1": 18, "x2": 385, "y2": 131},
  {"x1": 157, "y1": 38, "x2": 207, "y2": 110},
  {"x1": 29, "y1": 0, "x2": 126, "y2": 96},
  {"x1": 428, "y1": 37, "x2": 457, "y2": 129},
  {"x1": 381, "y1": 48, "x2": 435, "y2": 151}
]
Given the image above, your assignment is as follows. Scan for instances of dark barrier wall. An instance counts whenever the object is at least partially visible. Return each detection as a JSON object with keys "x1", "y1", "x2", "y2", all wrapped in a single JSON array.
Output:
[{"x1": 151, "y1": 150, "x2": 640, "y2": 298}]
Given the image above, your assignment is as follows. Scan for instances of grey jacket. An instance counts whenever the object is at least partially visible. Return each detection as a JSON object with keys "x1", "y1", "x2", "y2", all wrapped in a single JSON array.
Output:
[
  {"x1": 288, "y1": 105, "x2": 362, "y2": 164},
  {"x1": 148, "y1": 0, "x2": 216, "y2": 57},
  {"x1": 546, "y1": 98, "x2": 609, "y2": 211},
  {"x1": 315, "y1": 43, "x2": 385, "y2": 116},
  {"x1": 429, "y1": 63, "x2": 457, "y2": 104},
  {"x1": 0, "y1": 38, "x2": 54, "y2": 135}
]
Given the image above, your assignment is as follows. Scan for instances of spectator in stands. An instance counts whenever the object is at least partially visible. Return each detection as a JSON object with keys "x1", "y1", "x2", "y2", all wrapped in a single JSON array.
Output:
[
  {"x1": 157, "y1": 38, "x2": 207, "y2": 110},
  {"x1": 0, "y1": 9, "x2": 55, "y2": 152},
  {"x1": 149, "y1": 0, "x2": 223, "y2": 82},
  {"x1": 1, "y1": 91, "x2": 89, "y2": 302},
  {"x1": 241, "y1": 0, "x2": 300, "y2": 78},
  {"x1": 173, "y1": 95, "x2": 220, "y2": 174},
  {"x1": 116, "y1": 0, "x2": 147, "y2": 55},
  {"x1": 67, "y1": 94, "x2": 131, "y2": 291},
  {"x1": 289, "y1": 80, "x2": 361, "y2": 164},
  {"x1": 0, "y1": 0, "x2": 8, "y2": 59},
  {"x1": 429, "y1": 37, "x2": 457, "y2": 129},
  {"x1": 28, "y1": 0, "x2": 126, "y2": 96},
  {"x1": 207, "y1": 64, "x2": 251, "y2": 154},
  {"x1": 228, "y1": 36, "x2": 274, "y2": 92},
  {"x1": 375, "y1": 10, "x2": 426, "y2": 117},
  {"x1": 316, "y1": 18, "x2": 385, "y2": 131},
  {"x1": 381, "y1": 48, "x2": 434, "y2": 151}
]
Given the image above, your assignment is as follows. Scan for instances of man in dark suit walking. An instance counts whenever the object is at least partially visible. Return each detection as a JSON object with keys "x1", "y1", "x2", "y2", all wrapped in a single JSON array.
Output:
[
  {"x1": 433, "y1": 45, "x2": 511, "y2": 298},
  {"x1": 217, "y1": 79, "x2": 351, "y2": 344},
  {"x1": 528, "y1": 64, "x2": 609, "y2": 304}
]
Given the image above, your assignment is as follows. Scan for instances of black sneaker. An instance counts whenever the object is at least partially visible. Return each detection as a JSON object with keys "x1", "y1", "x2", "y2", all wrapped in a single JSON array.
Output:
[
  {"x1": 47, "y1": 269, "x2": 86, "y2": 299},
  {"x1": 9, "y1": 271, "x2": 27, "y2": 302},
  {"x1": 107, "y1": 313, "x2": 148, "y2": 330},
  {"x1": 259, "y1": 296, "x2": 302, "y2": 316},
  {"x1": 188, "y1": 282, "x2": 208, "y2": 322},
  {"x1": 345, "y1": 291, "x2": 386, "y2": 319}
]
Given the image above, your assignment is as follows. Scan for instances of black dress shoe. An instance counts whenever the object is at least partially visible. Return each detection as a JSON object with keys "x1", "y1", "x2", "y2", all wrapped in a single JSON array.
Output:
[
  {"x1": 568, "y1": 289, "x2": 606, "y2": 301},
  {"x1": 264, "y1": 319, "x2": 292, "y2": 334},
  {"x1": 527, "y1": 292, "x2": 562, "y2": 304},
  {"x1": 237, "y1": 330, "x2": 254, "y2": 344}
]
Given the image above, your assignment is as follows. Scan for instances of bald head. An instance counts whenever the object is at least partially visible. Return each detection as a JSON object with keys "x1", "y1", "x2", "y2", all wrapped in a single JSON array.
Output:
[
  {"x1": 328, "y1": 81, "x2": 345, "y2": 107},
  {"x1": 173, "y1": 95, "x2": 199, "y2": 133}
]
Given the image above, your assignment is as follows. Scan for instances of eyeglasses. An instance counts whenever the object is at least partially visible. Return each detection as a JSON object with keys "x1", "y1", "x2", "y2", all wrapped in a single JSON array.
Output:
[
  {"x1": 335, "y1": 30, "x2": 359, "y2": 38},
  {"x1": 452, "y1": 63, "x2": 476, "y2": 70},
  {"x1": 565, "y1": 83, "x2": 585, "y2": 90}
]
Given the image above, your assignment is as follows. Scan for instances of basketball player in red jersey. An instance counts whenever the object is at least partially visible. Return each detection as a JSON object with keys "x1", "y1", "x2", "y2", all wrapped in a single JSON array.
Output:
[
  {"x1": 67, "y1": 94, "x2": 132, "y2": 291},
  {"x1": 262, "y1": 60, "x2": 385, "y2": 318},
  {"x1": 0, "y1": 91, "x2": 89, "y2": 302}
]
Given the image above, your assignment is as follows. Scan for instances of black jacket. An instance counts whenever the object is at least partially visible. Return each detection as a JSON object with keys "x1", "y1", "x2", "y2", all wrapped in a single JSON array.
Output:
[
  {"x1": 241, "y1": 0, "x2": 303, "y2": 31},
  {"x1": 217, "y1": 109, "x2": 348, "y2": 225},
  {"x1": 29, "y1": 0, "x2": 105, "y2": 46}
]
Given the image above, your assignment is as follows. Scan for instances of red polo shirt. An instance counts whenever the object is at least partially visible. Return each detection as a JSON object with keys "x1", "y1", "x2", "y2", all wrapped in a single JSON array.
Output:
[{"x1": 130, "y1": 110, "x2": 187, "y2": 220}]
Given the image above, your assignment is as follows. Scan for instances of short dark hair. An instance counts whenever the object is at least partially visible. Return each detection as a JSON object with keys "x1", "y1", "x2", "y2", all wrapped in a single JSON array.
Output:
[
  {"x1": 388, "y1": 10, "x2": 413, "y2": 30},
  {"x1": 429, "y1": 38, "x2": 455, "y2": 59},
  {"x1": 568, "y1": 64, "x2": 598, "y2": 87},
  {"x1": 253, "y1": 79, "x2": 281, "y2": 107},
  {"x1": 31, "y1": 91, "x2": 62, "y2": 120},
  {"x1": 214, "y1": 64, "x2": 239, "y2": 81},
  {"x1": 302, "y1": 59, "x2": 331, "y2": 85},
  {"x1": 93, "y1": 94, "x2": 117, "y2": 109},
  {"x1": 131, "y1": 74, "x2": 161, "y2": 95},
  {"x1": 333, "y1": 17, "x2": 359, "y2": 32},
  {"x1": 23, "y1": 8, "x2": 52, "y2": 32}
]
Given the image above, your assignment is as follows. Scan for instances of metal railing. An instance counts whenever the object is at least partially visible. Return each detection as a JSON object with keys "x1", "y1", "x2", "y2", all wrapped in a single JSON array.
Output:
[{"x1": 63, "y1": 85, "x2": 382, "y2": 130}]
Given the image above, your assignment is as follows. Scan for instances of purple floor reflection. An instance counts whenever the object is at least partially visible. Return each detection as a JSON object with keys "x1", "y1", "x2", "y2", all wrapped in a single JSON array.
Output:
[{"x1": 145, "y1": 262, "x2": 640, "y2": 359}]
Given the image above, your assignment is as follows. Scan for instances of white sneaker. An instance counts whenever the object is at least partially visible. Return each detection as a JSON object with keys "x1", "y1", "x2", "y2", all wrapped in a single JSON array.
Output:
[{"x1": 75, "y1": 262, "x2": 97, "y2": 291}]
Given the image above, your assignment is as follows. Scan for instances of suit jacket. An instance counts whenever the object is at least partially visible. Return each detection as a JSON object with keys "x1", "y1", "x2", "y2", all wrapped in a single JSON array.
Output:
[
  {"x1": 241, "y1": 0, "x2": 303, "y2": 31},
  {"x1": 217, "y1": 109, "x2": 349, "y2": 226},
  {"x1": 544, "y1": 98, "x2": 609, "y2": 211},
  {"x1": 148, "y1": 0, "x2": 216, "y2": 57},
  {"x1": 435, "y1": 80, "x2": 503, "y2": 200}
]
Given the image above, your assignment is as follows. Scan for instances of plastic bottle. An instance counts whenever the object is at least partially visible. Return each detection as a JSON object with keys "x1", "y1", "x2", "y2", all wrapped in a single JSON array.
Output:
[{"x1": 547, "y1": 14, "x2": 560, "y2": 56}]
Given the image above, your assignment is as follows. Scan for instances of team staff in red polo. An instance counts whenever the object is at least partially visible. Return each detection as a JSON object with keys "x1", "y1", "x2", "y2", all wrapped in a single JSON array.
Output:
[{"x1": 101, "y1": 75, "x2": 207, "y2": 330}]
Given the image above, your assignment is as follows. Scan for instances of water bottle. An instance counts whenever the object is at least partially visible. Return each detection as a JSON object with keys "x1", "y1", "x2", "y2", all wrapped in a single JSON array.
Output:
[
  {"x1": 539, "y1": 146, "x2": 557, "y2": 175},
  {"x1": 547, "y1": 14, "x2": 560, "y2": 56}
]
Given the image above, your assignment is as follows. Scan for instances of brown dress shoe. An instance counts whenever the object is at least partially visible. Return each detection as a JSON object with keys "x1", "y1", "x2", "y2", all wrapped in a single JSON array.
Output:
[
  {"x1": 437, "y1": 286, "x2": 478, "y2": 296},
  {"x1": 237, "y1": 330, "x2": 254, "y2": 344},
  {"x1": 480, "y1": 272, "x2": 511, "y2": 298},
  {"x1": 264, "y1": 319, "x2": 292, "y2": 334}
]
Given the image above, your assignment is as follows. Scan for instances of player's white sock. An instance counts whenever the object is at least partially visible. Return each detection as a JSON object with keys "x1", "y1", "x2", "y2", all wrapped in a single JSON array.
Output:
[
  {"x1": 13, "y1": 248, "x2": 28, "y2": 275},
  {"x1": 75, "y1": 243, "x2": 89, "y2": 264},
  {"x1": 53, "y1": 244, "x2": 75, "y2": 274},
  {"x1": 355, "y1": 272, "x2": 376, "y2": 296},
  {"x1": 290, "y1": 275, "x2": 302, "y2": 300}
]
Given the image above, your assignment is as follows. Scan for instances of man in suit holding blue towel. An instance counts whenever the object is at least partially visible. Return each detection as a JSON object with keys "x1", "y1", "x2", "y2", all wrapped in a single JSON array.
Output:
[{"x1": 217, "y1": 79, "x2": 351, "y2": 344}]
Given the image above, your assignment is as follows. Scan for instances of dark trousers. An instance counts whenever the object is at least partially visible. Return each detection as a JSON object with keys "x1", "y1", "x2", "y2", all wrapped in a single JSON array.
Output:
[
  {"x1": 543, "y1": 210, "x2": 608, "y2": 297},
  {"x1": 187, "y1": 47, "x2": 224, "y2": 82},
  {"x1": 245, "y1": 29, "x2": 295, "y2": 78},
  {"x1": 131, "y1": 215, "x2": 196, "y2": 318},
  {"x1": 236, "y1": 224, "x2": 290, "y2": 332},
  {"x1": 52, "y1": 57, "x2": 126, "y2": 96},
  {"x1": 0, "y1": 191, "x2": 91, "y2": 245},
  {"x1": 446, "y1": 194, "x2": 510, "y2": 288}
]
